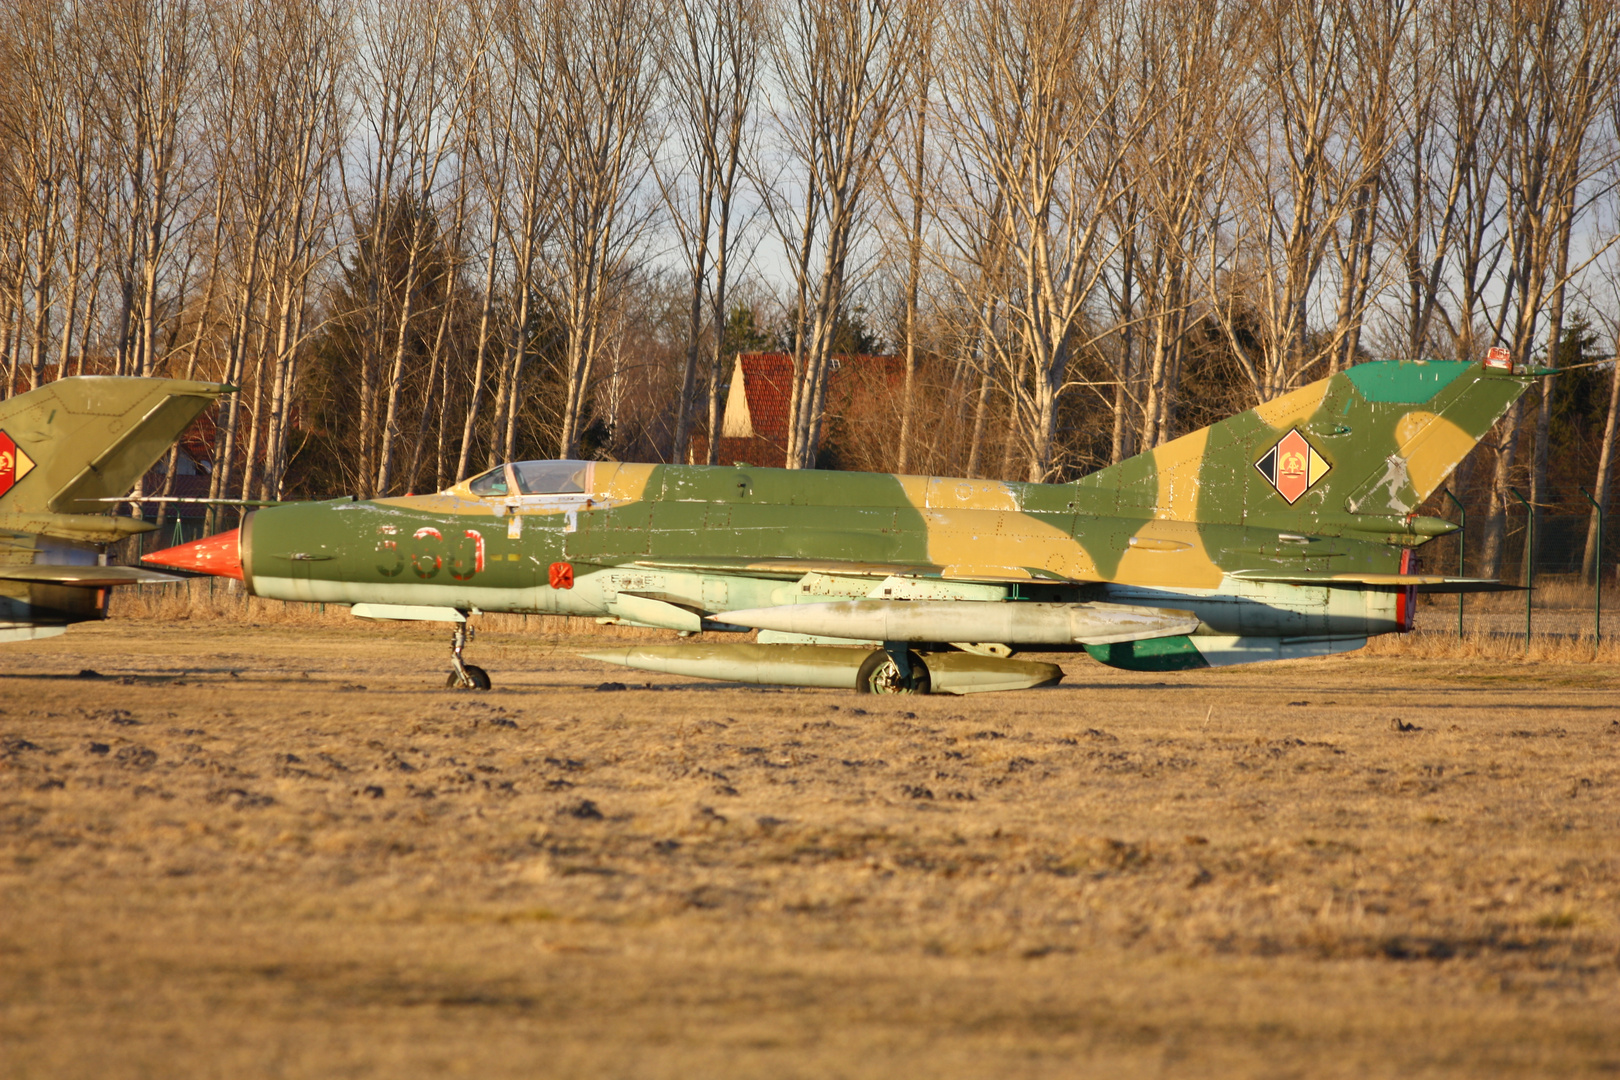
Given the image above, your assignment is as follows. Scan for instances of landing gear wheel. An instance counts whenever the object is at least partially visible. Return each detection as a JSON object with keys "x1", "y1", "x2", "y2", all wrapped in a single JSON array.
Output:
[
  {"x1": 857, "y1": 649, "x2": 930, "y2": 695},
  {"x1": 446, "y1": 664, "x2": 492, "y2": 690},
  {"x1": 446, "y1": 621, "x2": 490, "y2": 690}
]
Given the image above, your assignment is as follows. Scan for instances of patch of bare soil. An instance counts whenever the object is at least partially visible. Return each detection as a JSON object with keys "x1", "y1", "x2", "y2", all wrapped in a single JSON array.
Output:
[{"x1": 2, "y1": 620, "x2": 1618, "y2": 1078}]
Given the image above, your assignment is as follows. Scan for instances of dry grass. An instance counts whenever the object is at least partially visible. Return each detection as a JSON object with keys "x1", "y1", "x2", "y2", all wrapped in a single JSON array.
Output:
[
  {"x1": 2, "y1": 618, "x2": 1618, "y2": 1078},
  {"x1": 1366, "y1": 630, "x2": 1620, "y2": 663}
]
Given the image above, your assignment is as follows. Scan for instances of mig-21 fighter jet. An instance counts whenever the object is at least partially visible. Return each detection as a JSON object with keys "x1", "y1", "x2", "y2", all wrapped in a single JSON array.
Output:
[{"x1": 145, "y1": 357, "x2": 1533, "y2": 694}]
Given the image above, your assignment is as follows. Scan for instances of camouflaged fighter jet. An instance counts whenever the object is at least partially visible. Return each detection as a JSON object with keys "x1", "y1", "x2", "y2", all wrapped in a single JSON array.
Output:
[
  {"x1": 0, "y1": 376, "x2": 234, "y2": 643},
  {"x1": 144, "y1": 358, "x2": 1533, "y2": 693}
]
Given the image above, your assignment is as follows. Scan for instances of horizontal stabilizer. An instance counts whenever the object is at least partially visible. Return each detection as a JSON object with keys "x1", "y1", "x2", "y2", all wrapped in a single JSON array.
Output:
[
  {"x1": 716, "y1": 599, "x2": 1199, "y2": 645},
  {"x1": 1229, "y1": 571, "x2": 1520, "y2": 593},
  {"x1": 0, "y1": 563, "x2": 186, "y2": 587}
]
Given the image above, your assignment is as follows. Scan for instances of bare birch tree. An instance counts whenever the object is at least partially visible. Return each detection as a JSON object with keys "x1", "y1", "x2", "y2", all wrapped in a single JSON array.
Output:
[
  {"x1": 1478, "y1": 0, "x2": 1620, "y2": 577},
  {"x1": 1106, "y1": 0, "x2": 1251, "y2": 454},
  {"x1": 1210, "y1": 0, "x2": 1391, "y2": 404},
  {"x1": 937, "y1": 0, "x2": 1147, "y2": 481},
  {"x1": 483, "y1": 0, "x2": 555, "y2": 468},
  {"x1": 253, "y1": 0, "x2": 346, "y2": 501},
  {"x1": 93, "y1": 0, "x2": 203, "y2": 379},
  {"x1": 765, "y1": 0, "x2": 912, "y2": 470},
  {"x1": 350, "y1": 0, "x2": 485, "y2": 498},
  {"x1": 658, "y1": 0, "x2": 762, "y2": 465},
  {"x1": 878, "y1": 0, "x2": 939, "y2": 474},
  {"x1": 1379, "y1": 0, "x2": 1494, "y2": 360},
  {"x1": 534, "y1": 0, "x2": 661, "y2": 459},
  {"x1": 1583, "y1": 276, "x2": 1620, "y2": 584}
]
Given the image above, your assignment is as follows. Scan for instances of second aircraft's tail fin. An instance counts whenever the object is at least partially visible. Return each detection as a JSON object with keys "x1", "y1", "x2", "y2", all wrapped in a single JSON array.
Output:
[
  {"x1": 0, "y1": 376, "x2": 232, "y2": 516},
  {"x1": 1077, "y1": 360, "x2": 1532, "y2": 530}
]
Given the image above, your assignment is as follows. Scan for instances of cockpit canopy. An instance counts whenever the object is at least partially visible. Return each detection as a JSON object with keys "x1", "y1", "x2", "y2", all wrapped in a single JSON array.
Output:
[{"x1": 465, "y1": 460, "x2": 590, "y2": 498}]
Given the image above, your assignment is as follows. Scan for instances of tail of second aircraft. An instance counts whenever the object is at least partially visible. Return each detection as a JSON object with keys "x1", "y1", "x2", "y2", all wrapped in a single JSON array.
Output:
[
  {"x1": 1077, "y1": 359, "x2": 1532, "y2": 531},
  {"x1": 0, "y1": 376, "x2": 232, "y2": 517}
]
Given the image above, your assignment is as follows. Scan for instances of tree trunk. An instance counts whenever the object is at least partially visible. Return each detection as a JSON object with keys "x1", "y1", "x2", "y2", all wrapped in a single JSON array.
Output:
[
  {"x1": 1479, "y1": 398, "x2": 1524, "y2": 580},
  {"x1": 1582, "y1": 355, "x2": 1620, "y2": 585}
]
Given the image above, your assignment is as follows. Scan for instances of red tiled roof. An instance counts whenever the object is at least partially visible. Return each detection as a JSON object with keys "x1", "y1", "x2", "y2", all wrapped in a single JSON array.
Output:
[
  {"x1": 689, "y1": 352, "x2": 903, "y2": 468},
  {"x1": 737, "y1": 354, "x2": 795, "y2": 445}
]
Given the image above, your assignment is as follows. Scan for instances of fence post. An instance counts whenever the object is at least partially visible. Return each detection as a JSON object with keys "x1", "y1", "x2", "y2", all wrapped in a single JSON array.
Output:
[
  {"x1": 1581, "y1": 487, "x2": 1602, "y2": 645},
  {"x1": 1510, "y1": 487, "x2": 1533, "y2": 648},
  {"x1": 1444, "y1": 488, "x2": 1466, "y2": 637}
]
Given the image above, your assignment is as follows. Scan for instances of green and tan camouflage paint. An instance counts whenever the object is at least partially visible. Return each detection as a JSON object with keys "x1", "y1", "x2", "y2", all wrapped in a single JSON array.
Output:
[{"x1": 243, "y1": 360, "x2": 1531, "y2": 670}]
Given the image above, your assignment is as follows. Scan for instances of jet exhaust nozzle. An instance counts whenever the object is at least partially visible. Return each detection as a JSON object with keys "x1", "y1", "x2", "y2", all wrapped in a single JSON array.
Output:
[{"x1": 143, "y1": 528, "x2": 243, "y2": 580}]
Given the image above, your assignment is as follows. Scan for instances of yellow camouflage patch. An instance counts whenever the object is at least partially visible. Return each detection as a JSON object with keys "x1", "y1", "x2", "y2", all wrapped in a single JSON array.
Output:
[
  {"x1": 596, "y1": 462, "x2": 657, "y2": 502},
  {"x1": 923, "y1": 508, "x2": 1099, "y2": 582},
  {"x1": 1114, "y1": 520, "x2": 1222, "y2": 589},
  {"x1": 923, "y1": 477, "x2": 1020, "y2": 511},
  {"x1": 1253, "y1": 379, "x2": 1332, "y2": 430},
  {"x1": 1396, "y1": 411, "x2": 1475, "y2": 499},
  {"x1": 1149, "y1": 426, "x2": 1209, "y2": 520},
  {"x1": 375, "y1": 494, "x2": 499, "y2": 516}
]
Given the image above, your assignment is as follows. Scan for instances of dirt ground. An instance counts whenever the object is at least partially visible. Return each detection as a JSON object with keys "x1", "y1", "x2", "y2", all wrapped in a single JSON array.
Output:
[{"x1": 2, "y1": 618, "x2": 1617, "y2": 1079}]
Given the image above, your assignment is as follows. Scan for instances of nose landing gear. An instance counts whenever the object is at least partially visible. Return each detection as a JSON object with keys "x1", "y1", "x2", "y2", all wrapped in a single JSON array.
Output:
[{"x1": 447, "y1": 622, "x2": 491, "y2": 690}]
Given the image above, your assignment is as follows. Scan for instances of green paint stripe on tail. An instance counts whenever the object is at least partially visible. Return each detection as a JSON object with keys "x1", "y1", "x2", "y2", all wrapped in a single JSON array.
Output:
[{"x1": 1344, "y1": 360, "x2": 1472, "y2": 403}]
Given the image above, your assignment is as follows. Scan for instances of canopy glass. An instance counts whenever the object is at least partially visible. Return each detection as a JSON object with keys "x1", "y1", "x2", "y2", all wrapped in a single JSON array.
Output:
[{"x1": 466, "y1": 460, "x2": 590, "y2": 497}]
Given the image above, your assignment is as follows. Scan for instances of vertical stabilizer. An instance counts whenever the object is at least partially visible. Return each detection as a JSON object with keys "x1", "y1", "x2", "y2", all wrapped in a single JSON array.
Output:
[
  {"x1": 1077, "y1": 361, "x2": 1531, "y2": 528},
  {"x1": 0, "y1": 377, "x2": 231, "y2": 515}
]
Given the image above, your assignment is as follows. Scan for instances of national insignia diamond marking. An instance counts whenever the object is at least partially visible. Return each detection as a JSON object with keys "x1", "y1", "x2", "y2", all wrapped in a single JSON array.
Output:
[
  {"x1": 0, "y1": 429, "x2": 36, "y2": 500},
  {"x1": 1254, "y1": 428, "x2": 1330, "y2": 504}
]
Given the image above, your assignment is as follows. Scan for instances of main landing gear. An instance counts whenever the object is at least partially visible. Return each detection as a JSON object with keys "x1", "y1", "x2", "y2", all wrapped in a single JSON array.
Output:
[
  {"x1": 447, "y1": 622, "x2": 491, "y2": 690},
  {"x1": 857, "y1": 643, "x2": 930, "y2": 695}
]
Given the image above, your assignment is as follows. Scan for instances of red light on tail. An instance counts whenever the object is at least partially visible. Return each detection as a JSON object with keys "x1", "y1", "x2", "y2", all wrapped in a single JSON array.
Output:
[
  {"x1": 143, "y1": 529, "x2": 243, "y2": 580},
  {"x1": 1396, "y1": 549, "x2": 1416, "y2": 632}
]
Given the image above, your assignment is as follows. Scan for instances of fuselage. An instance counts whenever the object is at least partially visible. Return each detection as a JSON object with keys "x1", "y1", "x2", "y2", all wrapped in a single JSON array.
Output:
[{"x1": 236, "y1": 460, "x2": 1407, "y2": 646}]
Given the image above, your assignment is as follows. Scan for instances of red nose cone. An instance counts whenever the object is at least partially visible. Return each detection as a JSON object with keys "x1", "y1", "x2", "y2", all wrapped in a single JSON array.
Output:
[{"x1": 143, "y1": 528, "x2": 244, "y2": 580}]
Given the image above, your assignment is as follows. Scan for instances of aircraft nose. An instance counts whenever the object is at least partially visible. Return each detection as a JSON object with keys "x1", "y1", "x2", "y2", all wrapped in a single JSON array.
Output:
[{"x1": 143, "y1": 528, "x2": 243, "y2": 580}]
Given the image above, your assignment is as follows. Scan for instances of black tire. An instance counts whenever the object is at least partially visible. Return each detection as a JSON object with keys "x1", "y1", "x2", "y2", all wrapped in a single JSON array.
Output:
[
  {"x1": 856, "y1": 650, "x2": 930, "y2": 695},
  {"x1": 447, "y1": 665, "x2": 492, "y2": 690}
]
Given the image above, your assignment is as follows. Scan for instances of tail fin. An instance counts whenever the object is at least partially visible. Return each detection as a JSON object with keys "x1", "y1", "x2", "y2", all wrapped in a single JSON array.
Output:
[
  {"x1": 0, "y1": 376, "x2": 231, "y2": 515},
  {"x1": 1077, "y1": 360, "x2": 1531, "y2": 529}
]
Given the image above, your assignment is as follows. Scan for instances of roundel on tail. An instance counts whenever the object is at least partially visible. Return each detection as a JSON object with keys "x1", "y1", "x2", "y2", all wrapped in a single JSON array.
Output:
[
  {"x1": 0, "y1": 430, "x2": 36, "y2": 500},
  {"x1": 1254, "y1": 428, "x2": 1330, "y2": 504}
]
